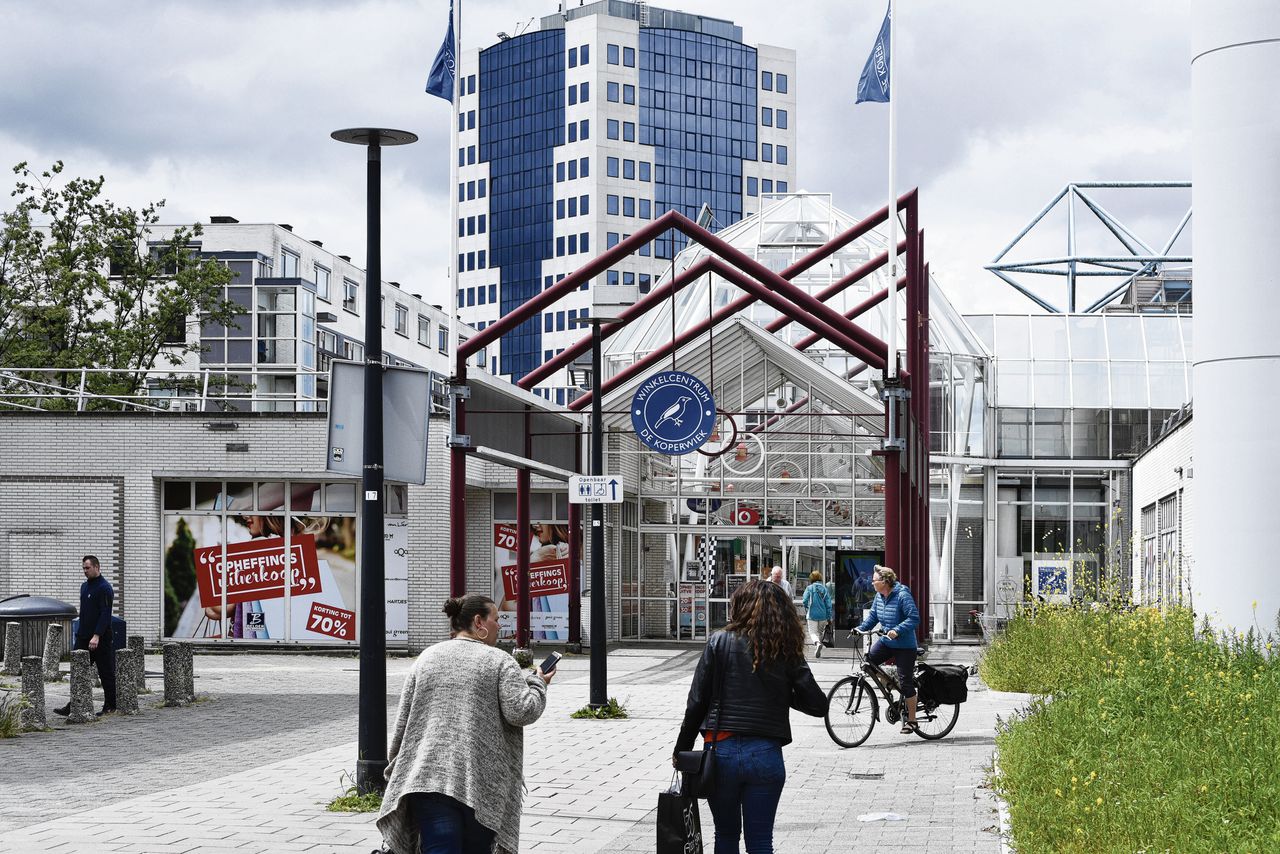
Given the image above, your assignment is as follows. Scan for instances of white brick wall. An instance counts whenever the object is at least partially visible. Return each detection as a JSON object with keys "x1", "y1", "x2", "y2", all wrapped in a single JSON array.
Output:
[{"x1": 0, "y1": 413, "x2": 505, "y2": 651}]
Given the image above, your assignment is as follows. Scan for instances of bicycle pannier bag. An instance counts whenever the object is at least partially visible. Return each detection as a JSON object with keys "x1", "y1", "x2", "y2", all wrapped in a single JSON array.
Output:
[{"x1": 919, "y1": 663, "x2": 969, "y2": 704}]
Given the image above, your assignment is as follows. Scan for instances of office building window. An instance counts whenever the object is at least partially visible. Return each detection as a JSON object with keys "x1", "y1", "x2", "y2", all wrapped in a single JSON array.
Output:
[
  {"x1": 623, "y1": 46, "x2": 635, "y2": 67},
  {"x1": 762, "y1": 143, "x2": 773, "y2": 162},
  {"x1": 568, "y1": 196, "x2": 577, "y2": 217},
  {"x1": 580, "y1": 194, "x2": 590, "y2": 215},
  {"x1": 568, "y1": 85, "x2": 577, "y2": 106},
  {"x1": 762, "y1": 70, "x2": 773, "y2": 90},
  {"x1": 580, "y1": 156, "x2": 589, "y2": 176},
  {"x1": 580, "y1": 81, "x2": 589, "y2": 102},
  {"x1": 607, "y1": 43, "x2": 619, "y2": 64},
  {"x1": 777, "y1": 73, "x2": 788, "y2": 93},
  {"x1": 580, "y1": 232, "x2": 589, "y2": 252},
  {"x1": 607, "y1": 194, "x2": 620, "y2": 215},
  {"x1": 580, "y1": 44, "x2": 588, "y2": 64},
  {"x1": 607, "y1": 119, "x2": 619, "y2": 139},
  {"x1": 607, "y1": 270, "x2": 619, "y2": 286},
  {"x1": 607, "y1": 157, "x2": 619, "y2": 177},
  {"x1": 623, "y1": 122, "x2": 635, "y2": 142},
  {"x1": 568, "y1": 46, "x2": 578, "y2": 67},
  {"x1": 568, "y1": 159, "x2": 577, "y2": 180},
  {"x1": 477, "y1": 178, "x2": 486, "y2": 197},
  {"x1": 438, "y1": 326, "x2": 448, "y2": 353},
  {"x1": 394, "y1": 303, "x2": 408, "y2": 336},
  {"x1": 638, "y1": 161, "x2": 650, "y2": 181},
  {"x1": 623, "y1": 84, "x2": 635, "y2": 104},
  {"x1": 623, "y1": 196, "x2": 635, "y2": 217},
  {"x1": 777, "y1": 145, "x2": 788, "y2": 165},
  {"x1": 747, "y1": 176, "x2": 758, "y2": 197},
  {"x1": 777, "y1": 109, "x2": 788, "y2": 129},
  {"x1": 762, "y1": 107, "x2": 772, "y2": 127},
  {"x1": 777, "y1": 181, "x2": 788, "y2": 193},
  {"x1": 608, "y1": 81, "x2": 619, "y2": 102},
  {"x1": 417, "y1": 315, "x2": 430, "y2": 346},
  {"x1": 762, "y1": 179, "x2": 773, "y2": 193},
  {"x1": 579, "y1": 119, "x2": 589, "y2": 140},
  {"x1": 623, "y1": 159, "x2": 635, "y2": 179},
  {"x1": 557, "y1": 161, "x2": 566, "y2": 182},
  {"x1": 639, "y1": 199, "x2": 651, "y2": 219}
]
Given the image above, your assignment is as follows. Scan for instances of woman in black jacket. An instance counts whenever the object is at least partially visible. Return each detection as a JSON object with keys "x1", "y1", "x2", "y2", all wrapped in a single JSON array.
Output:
[{"x1": 673, "y1": 579, "x2": 829, "y2": 854}]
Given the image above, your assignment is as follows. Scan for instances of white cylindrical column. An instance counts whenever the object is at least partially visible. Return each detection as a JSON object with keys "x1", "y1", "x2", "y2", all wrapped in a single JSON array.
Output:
[{"x1": 1191, "y1": 2, "x2": 1280, "y2": 633}]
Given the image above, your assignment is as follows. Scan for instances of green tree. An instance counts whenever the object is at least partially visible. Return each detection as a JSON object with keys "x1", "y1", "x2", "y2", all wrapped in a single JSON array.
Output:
[
  {"x1": 0, "y1": 161, "x2": 237, "y2": 406},
  {"x1": 163, "y1": 518, "x2": 198, "y2": 637}
]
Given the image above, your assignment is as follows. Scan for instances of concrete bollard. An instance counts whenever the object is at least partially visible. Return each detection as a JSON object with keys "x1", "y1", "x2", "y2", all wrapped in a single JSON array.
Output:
[
  {"x1": 126, "y1": 635, "x2": 147, "y2": 693},
  {"x1": 162, "y1": 643, "x2": 191, "y2": 708},
  {"x1": 114, "y1": 649, "x2": 140, "y2": 716},
  {"x1": 42, "y1": 623, "x2": 64, "y2": 682},
  {"x1": 2, "y1": 622, "x2": 21, "y2": 675},
  {"x1": 181, "y1": 643, "x2": 196, "y2": 703},
  {"x1": 20, "y1": 656, "x2": 46, "y2": 731},
  {"x1": 67, "y1": 649, "x2": 95, "y2": 724}
]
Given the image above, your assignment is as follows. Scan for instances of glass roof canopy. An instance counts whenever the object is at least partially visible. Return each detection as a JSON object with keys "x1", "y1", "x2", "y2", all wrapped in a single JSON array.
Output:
[
  {"x1": 965, "y1": 314, "x2": 1193, "y2": 409},
  {"x1": 605, "y1": 193, "x2": 987, "y2": 379}
]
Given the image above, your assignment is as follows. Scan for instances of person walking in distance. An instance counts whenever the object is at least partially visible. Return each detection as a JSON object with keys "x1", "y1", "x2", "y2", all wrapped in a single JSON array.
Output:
[
  {"x1": 54, "y1": 555, "x2": 116, "y2": 717},
  {"x1": 378, "y1": 594, "x2": 553, "y2": 854},
  {"x1": 673, "y1": 580, "x2": 828, "y2": 853},
  {"x1": 768, "y1": 566, "x2": 793, "y2": 599},
  {"x1": 801, "y1": 571, "x2": 834, "y2": 659}
]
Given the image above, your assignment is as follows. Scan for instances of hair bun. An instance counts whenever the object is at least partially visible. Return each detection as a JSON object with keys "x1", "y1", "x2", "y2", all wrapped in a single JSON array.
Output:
[{"x1": 442, "y1": 597, "x2": 463, "y2": 618}]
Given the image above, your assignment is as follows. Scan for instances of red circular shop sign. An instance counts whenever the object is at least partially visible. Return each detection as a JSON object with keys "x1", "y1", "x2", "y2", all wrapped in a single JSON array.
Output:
[{"x1": 733, "y1": 507, "x2": 760, "y2": 525}]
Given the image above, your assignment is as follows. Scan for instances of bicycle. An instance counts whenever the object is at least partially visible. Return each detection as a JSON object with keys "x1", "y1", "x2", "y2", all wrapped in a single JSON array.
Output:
[{"x1": 823, "y1": 629, "x2": 963, "y2": 747}]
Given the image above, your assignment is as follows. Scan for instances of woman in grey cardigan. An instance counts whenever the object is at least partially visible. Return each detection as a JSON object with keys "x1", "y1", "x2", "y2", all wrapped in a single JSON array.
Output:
[{"x1": 377, "y1": 594, "x2": 553, "y2": 854}]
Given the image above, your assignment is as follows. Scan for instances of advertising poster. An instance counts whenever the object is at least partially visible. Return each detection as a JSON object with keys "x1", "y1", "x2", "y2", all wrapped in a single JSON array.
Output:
[
  {"x1": 834, "y1": 550, "x2": 882, "y2": 630},
  {"x1": 384, "y1": 518, "x2": 410, "y2": 645},
  {"x1": 493, "y1": 522, "x2": 573, "y2": 641},
  {"x1": 164, "y1": 512, "x2": 357, "y2": 641},
  {"x1": 1032, "y1": 558, "x2": 1072, "y2": 604}
]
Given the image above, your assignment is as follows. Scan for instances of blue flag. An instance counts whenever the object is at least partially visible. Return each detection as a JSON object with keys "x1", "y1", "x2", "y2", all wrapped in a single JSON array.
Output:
[
  {"x1": 425, "y1": 1, "x2": 456, "y2": 103},
  {"x1": 856, "y1": 4, "x2": 891, "y2": 104}
]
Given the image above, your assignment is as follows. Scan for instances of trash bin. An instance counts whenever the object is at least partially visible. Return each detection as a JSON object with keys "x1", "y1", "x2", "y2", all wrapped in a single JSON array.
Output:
[
  {"x1": 71, "y1": 615, "x2": 127, "y2": 651},
  {"x1": 0, "y1": 594, "x2": 78, "y2": 661}
]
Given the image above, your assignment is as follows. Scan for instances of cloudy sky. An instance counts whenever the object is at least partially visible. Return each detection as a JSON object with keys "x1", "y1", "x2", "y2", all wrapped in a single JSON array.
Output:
[{"x1": 0, "y1": 0, "x2": 1192, "y2": 313}]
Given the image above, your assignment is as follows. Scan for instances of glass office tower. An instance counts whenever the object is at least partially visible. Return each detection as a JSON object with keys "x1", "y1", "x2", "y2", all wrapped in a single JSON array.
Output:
[{"x1": 455, "y1": 1, "x2": 797, "y2": 400}]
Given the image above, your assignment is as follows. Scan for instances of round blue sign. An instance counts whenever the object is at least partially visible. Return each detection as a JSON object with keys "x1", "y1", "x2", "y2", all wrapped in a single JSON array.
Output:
[{"x1": 631, "y1": 370, "x2": 716, "y2": 455}]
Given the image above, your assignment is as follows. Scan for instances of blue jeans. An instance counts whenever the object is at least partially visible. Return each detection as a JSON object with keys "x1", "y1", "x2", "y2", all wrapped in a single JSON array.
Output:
[
  {"x1": 409, "y1": 792, "x2": 495, "y2": 854},
  {"x1": 705, "y1": 736, "x2": 786, "y2": 854}
]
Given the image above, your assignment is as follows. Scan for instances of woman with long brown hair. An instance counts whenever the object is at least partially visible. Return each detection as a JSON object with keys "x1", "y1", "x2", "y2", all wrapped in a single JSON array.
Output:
[{"x1": 673, "y1": 579, "x2": 828, "y2": 853}]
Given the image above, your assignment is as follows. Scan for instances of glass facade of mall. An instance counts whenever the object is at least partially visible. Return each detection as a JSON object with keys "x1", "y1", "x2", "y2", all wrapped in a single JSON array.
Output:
[{"x1": 598, "y1": 193, "x2": 1193, "y2": 642}]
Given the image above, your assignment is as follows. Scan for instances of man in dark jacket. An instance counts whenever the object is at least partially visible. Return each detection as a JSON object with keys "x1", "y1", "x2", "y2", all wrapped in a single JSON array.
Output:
[{"x1": 54, "y1": 555, "x2": 116, "y2": 717}]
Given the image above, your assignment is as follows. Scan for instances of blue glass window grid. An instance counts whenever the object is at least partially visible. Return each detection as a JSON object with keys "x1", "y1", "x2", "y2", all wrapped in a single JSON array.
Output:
[
  {"x1": 479, "y1": 29, "x2": 565, "y2": 379},
  {"x1": 639, "y1": 30, "x2": 757, "y2": 259}
]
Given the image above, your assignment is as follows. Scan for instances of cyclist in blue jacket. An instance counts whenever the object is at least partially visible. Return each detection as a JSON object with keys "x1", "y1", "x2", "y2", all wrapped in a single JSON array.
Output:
[{"x1": 856, "y1": 565, "x2": 921, "y2": 733}]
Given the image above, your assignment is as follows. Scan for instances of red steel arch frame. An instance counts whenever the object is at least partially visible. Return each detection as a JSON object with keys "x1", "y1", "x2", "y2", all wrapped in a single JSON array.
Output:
[{"x1": 449, "y1": 191, "x2": 933, "y2": 640}]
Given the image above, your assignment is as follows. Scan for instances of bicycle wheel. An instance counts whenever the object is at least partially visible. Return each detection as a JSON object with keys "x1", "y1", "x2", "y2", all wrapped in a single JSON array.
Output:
[
  {"x1": 913, "y1": 699, "x2": 959, "y2": 740},
  {"x1": 825, "y1": 676, "x2": 878, "y2": 748}
]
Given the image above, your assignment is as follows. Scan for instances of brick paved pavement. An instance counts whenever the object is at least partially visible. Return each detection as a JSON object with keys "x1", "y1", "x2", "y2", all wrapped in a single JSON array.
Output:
[{"x1": 0, "y1": 646, "x2": 1025, "y2": 853}]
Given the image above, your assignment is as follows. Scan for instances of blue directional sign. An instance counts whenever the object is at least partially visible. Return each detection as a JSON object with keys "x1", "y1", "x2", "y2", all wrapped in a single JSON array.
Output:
[{"x1": 631, "y1": 370, "x2": 716, "y2": 455}]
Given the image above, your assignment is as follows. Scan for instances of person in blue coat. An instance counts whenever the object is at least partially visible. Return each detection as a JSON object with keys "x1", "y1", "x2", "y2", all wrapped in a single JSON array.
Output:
[
  {"x1": 856, "y1": 565, "x2": 921, "y2": 733},
  {"x1": 801, "y1": 571, "x2": 834, "y2": 659}
]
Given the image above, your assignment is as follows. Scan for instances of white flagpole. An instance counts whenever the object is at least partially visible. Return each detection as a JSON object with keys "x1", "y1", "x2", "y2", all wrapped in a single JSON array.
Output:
[
  {"x1": 885, "y1": 0, "x2": 898, "y2": 380},
  {"x1": 448, "y1": 0, "x2": 462, "y2": 374}
]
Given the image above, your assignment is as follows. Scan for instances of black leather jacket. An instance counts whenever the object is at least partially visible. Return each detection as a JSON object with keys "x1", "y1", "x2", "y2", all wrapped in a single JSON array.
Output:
[{"x1": 674, "y1": 630, "x2": 829, "y2": 753}]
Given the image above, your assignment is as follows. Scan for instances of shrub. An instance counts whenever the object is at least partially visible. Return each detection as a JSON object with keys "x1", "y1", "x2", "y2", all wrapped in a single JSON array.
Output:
[
  {"x1": 0, "y1": 692, "x2": 26, "y2": 738},
  {"x1": 985, "y1": 604, "x2": 1280, "y2": 852},
  {"x1": 571, "y1": 697, "x2": 629, "y2": 719}
]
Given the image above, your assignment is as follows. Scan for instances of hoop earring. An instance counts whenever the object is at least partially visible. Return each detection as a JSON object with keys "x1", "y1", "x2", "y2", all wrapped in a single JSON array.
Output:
[{"x1": 476, "y1": 626, "x2": 489, "y2": 640}]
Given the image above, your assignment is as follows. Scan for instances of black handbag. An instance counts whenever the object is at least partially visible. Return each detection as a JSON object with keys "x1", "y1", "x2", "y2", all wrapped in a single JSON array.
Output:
[
  {"x1": 674, "y1": 642, "x2": 726, "y2": 799},
  {"x1": 820, "y1": 621, "x2": 835, "y2": 648}
]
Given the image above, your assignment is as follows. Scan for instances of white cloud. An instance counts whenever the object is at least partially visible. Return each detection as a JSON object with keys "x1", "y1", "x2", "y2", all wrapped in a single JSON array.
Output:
[{"x1": 0, "y1": 0, "x2": 1193, "y2": 313}]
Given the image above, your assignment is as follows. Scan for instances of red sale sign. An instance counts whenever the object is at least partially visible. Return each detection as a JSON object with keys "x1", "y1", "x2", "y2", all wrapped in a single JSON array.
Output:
[
  {"x1": 501, "y1": 559, "x2": 571, "y2": 600},
  {"x1": 195, "y1": 534, "x2": 322, "y2": 607},
  {"x1": 307, "y1": 602, "x2": 355, "y2": 641},
  {"x1": 494, "y1": 523, "x2": 521, "y2": 551}
]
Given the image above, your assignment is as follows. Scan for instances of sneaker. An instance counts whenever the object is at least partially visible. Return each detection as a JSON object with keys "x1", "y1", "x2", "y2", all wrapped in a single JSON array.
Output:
[
  {"x1": 95, "y1": 707, "x2": 116, "y2": 718},
  {"x1": 52, "y1": 704, "x2": 70, "y2": 717}
]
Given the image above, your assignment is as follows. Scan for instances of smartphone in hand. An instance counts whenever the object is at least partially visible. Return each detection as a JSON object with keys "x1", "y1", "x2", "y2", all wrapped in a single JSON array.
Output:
[{"x1": 538, "y1": 651, "x2": 563, "y2": 674}]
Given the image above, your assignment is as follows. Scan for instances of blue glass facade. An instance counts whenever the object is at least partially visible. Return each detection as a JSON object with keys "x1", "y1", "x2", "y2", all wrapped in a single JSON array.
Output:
[
  {"x1": 638, "y1": 29, "x2": 757, "y2": 260},
  {"x1": 480, "y1": 29, "x2": 565, "y2": 379}
]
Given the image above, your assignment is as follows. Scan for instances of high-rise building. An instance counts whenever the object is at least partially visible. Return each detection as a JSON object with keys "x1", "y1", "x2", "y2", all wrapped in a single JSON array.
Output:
[{"x1": 455, "y1": 1, "x2": 797, "y2": 402}]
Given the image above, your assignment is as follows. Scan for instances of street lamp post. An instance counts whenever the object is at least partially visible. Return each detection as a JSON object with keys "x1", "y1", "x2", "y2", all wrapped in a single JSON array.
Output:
[
  {"x1": 570, "y1": 315, "x2": 622, "y2": 708},
  {"x1": 330, "y1": 127, "x2": 417, "y2": 795}
]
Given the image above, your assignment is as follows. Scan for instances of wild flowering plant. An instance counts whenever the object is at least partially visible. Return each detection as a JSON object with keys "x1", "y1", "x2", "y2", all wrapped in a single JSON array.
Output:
[{"x1": 984, "y1": 601, "x2": 1280, "y2": 853}]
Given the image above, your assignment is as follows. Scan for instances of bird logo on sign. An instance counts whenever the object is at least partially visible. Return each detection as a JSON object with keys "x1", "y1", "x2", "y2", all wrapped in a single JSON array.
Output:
[{"x1": 654, "y1": 395, "x2": 692, "y2": 429}]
